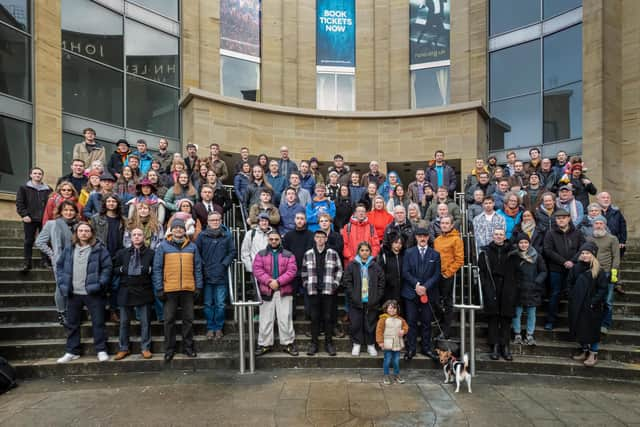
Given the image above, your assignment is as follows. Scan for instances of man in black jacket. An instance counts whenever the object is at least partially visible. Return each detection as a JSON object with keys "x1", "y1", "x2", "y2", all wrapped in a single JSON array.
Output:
[
  {"x1": 543, "y1": 209, "x2": 585, "y2": 331},
  {"x1": 283, "y1": 212, "x2": 314, "y2": 319},
  {"x1": 57, "y1": 159, "x2": 88, "y2": 194},
  {"x1": 112, "y1": 228, "x2": 155, "y2": 360},
  {"x1": 16, "y1": 167, "x2": 52, "y2": 271},
  {"x1": 426, "y1": 150, "x2": 457, "y2": 197}
]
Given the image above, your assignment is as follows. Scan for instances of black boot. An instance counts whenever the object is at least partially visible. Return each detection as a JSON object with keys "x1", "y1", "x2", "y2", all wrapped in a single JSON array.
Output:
[
  {"x1": 501, "y1": 344, "x2": 513, "y2": 361},
  {"x1": 20, "y1": 260, "x2": 31, "y2": 273},
  {"x1": 490, "y1": 344, "x2": 500, "y2": 360}
]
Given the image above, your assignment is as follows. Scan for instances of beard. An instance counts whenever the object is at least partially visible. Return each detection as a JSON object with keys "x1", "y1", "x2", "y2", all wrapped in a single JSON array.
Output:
[{"x1": 593, "y1": 229, "x2": 607, "y2": 238}]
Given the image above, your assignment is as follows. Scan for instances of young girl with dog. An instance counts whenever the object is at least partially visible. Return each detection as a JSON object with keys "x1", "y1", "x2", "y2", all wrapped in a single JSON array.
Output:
[{"x1": 375, "y1": 299, "x2": 409, "y2": 385}]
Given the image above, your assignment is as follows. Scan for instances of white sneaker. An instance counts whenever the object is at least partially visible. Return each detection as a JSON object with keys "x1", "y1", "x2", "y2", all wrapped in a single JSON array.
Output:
[
  {"x1": 57, "y1": 353, "x2": 79, "y2": 364},
  {"x1": 367, "y1": 345, "x2": 378, "y2": 356},
  {"x1": 351, "y1": 344, "x2": 361, "y2": 356},
  {"x1": 97, "y1": 351, "x2": 109, "y2": 362}
]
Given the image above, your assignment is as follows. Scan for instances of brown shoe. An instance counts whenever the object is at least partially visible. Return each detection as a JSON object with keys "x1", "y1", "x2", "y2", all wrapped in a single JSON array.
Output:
[
  {"x1": 614, "y1": 284, "x2": 626, "y2": 295},
  {"x1": 583, "y1": 352, "x2": 598, "y2": 367},
  {"x1": 109, "y1": 311, "x2": 120, "y2": 323},
  {"x1": 141, "y1": 350, "x2": 153, "y2": 359},
  {"x1": 114, "y1": 351, "x2": 130, "y2": 361},
  {"x1": 214, "y1": 330, "x2": 224, "y2": 340},
  {"x1": 206, "y1": 330, "x2": 214, "y2": 340},
  {"x1": 571, "y1": 350, "x2": 588, "y2": 362},
  {"x1": 341, "y1": 314, "x2": 350, "y2": 323}
]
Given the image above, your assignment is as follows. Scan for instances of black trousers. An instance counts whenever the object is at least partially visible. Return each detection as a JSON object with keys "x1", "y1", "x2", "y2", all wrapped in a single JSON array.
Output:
[
  {"x1": 439, "y1": 276, "x2": 454, "y2": 337},
  {"x1": 349, "y1": 305, "x2": 378, "y2": 346},
  {"x1": 23, "y1": 221, "x2": 42, "y2": 263},
  {"x1": 164, "y1": 291, "x2": 194, "y2": 353},
  {"x1": 487, "y1": 315, "x2": 512, "y2": 346},
  {"x1": 65, "y1": 293, "x2": 106, "y2": 354},
  {"x1": 404, "y1": 297, "x2": 434, "y2": 353},
  {"x1": 308, "y1": 294, "x2": 336, "y2": 344}
]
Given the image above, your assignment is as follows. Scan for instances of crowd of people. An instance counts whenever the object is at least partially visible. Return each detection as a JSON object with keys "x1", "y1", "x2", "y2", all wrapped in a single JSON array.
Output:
[{"x1": 14, "y1": 128, "x2": 627, "y2": 377}]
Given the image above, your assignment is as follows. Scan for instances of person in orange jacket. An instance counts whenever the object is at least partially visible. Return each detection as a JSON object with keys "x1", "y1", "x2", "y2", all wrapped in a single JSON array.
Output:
[
  {"x1": 433, "y1": 215, "x2": 464, "y2": 339},
  {"x1": 368, "y1": 196, "x2": 393, "y2": 246}
]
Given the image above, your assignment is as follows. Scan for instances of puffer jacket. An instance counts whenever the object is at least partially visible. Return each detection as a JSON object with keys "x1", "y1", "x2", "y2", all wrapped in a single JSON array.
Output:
[
  {"x1": 383, "y1": 221, "x2": 416, "y2": 248},
  {"x1": 195, "y1": 225, "x2": 236, "y2": 284},
  {"x1": 433, "y1": 229, "x2": 464, "y2": 279},
  {"x1": 252, "y1": 246, "x2": 298, "y2": 299},
  {"x1": 16, "y1": 181, "x2": 52, "y2": 221},
  {"x1": 368, "y1": 208, "x2": 393, "y2": 243},
  {"x1": 341, "y1": 216, "x2": 381, "y2": 263},
  {"x1": 510, "y1": 248, "x2": 547, "y2": 307},
  {"x1": 343, "y1": 256, "x2": 385, "y2": 309},
  {"x1": 376, "y1": 314, "x2": 409, "y2": 351},
  {"x1": 57, "y1": 242, "x2": 112, "y2": 297},
  {"x1": 152, "y1": 237, "x2": 203, "y2": 293}
]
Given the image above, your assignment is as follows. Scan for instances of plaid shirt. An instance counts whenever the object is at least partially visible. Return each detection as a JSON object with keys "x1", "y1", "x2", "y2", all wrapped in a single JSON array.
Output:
[{"x1": 301, "y1": 247, "x2": 343, "y2": 295}]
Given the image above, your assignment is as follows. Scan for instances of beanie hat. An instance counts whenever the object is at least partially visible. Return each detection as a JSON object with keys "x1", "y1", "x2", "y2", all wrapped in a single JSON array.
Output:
[
  {"x1": 592, "y1": 215, "x2": 607, "y2": 224},
  {"x1": 171, "y1": 218, "x2": 186, "y2": 231},
  {"x1": 579, "y1": 241, "x2": 598, "y2": 257},
  {"x1": 515, "y1": 232, "x2": 530, "y2": 243}
]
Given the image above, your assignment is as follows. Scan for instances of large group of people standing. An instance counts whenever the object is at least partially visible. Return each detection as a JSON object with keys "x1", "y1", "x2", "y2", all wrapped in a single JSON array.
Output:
[{"x1": 15, "y1": 128, "x2": 627, "y2": 372}]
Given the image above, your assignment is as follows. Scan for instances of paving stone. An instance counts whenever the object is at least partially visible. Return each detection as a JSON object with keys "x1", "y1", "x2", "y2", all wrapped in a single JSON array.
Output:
[
  {"x1": 374, "y1": 411, "x2": 437, "y2": 427},
  {"x1": 348, "y1": 382, "x2": 386, "y2": 401},
  {"x1": 306, "y1": 409, "x2": 352, "y2": 426},
  {"x1": 307, "y1": 382, "x2": 349, "y2": 410},
  {"x1": 350, "y1": 399, "x2": 390, "y2": 418},
  {"x1": 426, "y1": 399, "x2": 463, "y2": 417},
  {"x1": 554, "y1": 412, "x2": 626, "y2": 426},
  {"x1": 383, "y1": 385, "x2": 429, "y2": 412}
]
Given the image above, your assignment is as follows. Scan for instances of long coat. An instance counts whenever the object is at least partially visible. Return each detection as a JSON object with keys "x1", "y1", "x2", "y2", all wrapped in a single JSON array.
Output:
[
  {"x1": 478, "y1": 242, "x2": 517, "y2": 317},
  {"x1": 567, "y1": 262, "x2": 609, "y2": 344},
  {"x1": 343, "y1": 258, "x2": 385, "y2": 309}
]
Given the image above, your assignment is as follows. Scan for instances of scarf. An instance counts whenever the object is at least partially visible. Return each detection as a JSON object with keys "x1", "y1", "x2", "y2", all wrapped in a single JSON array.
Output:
[
  {"x1": 557, "y1": 198, "x2": 579, "y2": 224},
  {"x1": 204, "y1": 227, "x2": 223, "y2": 238},
  {"x1": 517, "y1": 246, "x2": 538, "y2": 264},
  {"x1": 503, "y1": 205, "x2": 520, "y2": 218},
  {"x1": 140, "y1": 218, "x2": 154, "y2": 247},
  {"x1": 520, "y1": 220, "x2": 535, "y2": 237},
  {"x1": 136, "y1": 194, "x2": 158, "y2": 205},
  {"x1": 355, "y1": 255, "x2": 373, "y2": 302}
]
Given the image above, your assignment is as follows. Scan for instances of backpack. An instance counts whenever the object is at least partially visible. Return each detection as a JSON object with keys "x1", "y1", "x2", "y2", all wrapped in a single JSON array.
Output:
[{"x1": 0, "y1": 357, "x2": 17, "y2": 394}]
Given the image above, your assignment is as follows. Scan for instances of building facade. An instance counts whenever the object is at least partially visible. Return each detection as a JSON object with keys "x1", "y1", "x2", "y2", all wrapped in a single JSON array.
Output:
[{"x1": 0, "y1": 0, "x2": 638, "y2": 235}]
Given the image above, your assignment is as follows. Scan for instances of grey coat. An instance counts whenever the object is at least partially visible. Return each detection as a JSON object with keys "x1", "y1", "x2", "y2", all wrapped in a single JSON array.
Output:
[{"x1": 35, "y1": 218, "x2": 74, "y2": 264}]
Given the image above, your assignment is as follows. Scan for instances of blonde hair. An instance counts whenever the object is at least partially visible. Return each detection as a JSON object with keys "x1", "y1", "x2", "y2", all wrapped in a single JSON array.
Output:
[
  {"x1": 590, "y1": 256, "x2": 601, "y2": 279},
  {"x1": 127, "y1": 202, "x2": 161, "y2": 233}
]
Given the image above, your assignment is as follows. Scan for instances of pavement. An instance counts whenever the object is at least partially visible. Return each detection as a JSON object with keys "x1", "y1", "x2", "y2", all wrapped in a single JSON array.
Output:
[{"x1": 1, "y1": 368, "x2": 639, "y2": 426}]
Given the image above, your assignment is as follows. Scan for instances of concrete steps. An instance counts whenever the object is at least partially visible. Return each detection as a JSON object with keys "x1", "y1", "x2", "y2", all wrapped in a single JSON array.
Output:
[{"x1": 0, "y1": 219, "x2": 639, "y2": 381}]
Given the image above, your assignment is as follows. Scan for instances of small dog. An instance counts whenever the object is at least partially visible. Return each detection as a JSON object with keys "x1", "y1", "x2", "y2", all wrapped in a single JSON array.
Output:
[{"x1": 436, "y1": 349, "x2": 472, "y2": 393}]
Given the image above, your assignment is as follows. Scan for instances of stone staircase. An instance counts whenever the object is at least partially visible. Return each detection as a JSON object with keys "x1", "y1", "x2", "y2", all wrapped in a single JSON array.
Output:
[{"x1": 0, "y1": 221, "x2": 638, "y2": 380}]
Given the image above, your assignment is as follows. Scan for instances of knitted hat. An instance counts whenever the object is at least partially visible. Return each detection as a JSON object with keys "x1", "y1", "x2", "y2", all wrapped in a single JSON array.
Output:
[
  {"x1": 579, "y1": 241, "x2": 598, "y2": 256},
  {"x1": 515, "y1": 232, "x2": 530, "y2": 243},
  {"x1": 171, "y1": 218, "x2": 186, "y2": 230},
  {"x1": 592, "y1": 215, "x2": 607, "y2": 224},
  {"x1": 88, "y1": 169, "x2": 101, "y2": 178}
]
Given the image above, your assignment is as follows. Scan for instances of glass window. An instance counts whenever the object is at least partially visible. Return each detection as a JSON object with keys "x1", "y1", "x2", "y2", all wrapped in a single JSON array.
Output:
[
  {"x1": 490, "y1": 93, "x2": 542, "y2": 149},
  {"x1": 409, "y1": 0, "x2": 450, "y2": 65},
  {"x1": 220, "y1": 55, "x2": 260, "y2": 101},
  {"x1": 125, "y1": 19, "x2": 179, "y2": 87},
  {"x1": 130, "y1": 0, "x2": 179, "y2": 20},
  {"x1": 62, "y1": 53, "x2": 124, "y2": 125},
  {"x1": 490, "y1": 40, "x2": 540, "y2": 100},
  {"x1": 0, "y1": 0, "x2": 29, "y2": 32},
  {"x1": 543, "y1": 81, "x2": 582, "y2": 143},
  {"x1": 544, "y1": 0, "x2": 581, "y2": 19},
  {"x1": 490, "y1": 0, "x2": 540, "y2": 36},
  {"x1": 61, "y1": 0, "x2": 123, "y2": 68},
  {"x1": 126, "y1": 74, "x2": 179, "y2": 138},
  {"x1": 0, "y1": 24, "x2": 31, "y2": 100},
  {"x1": 544, "y1": 24, "x2": 582, "y2": 90},
  {"x1": 316, "y1": 73, "x2": 355, "y2": 111},
  {"x1": 62, "y1": 132, "x2": 114, "y2": 174},
  {"x1": 0, "y1": 115, "x2": 31, "y2": 193},
  {"x1": 411, "y1": 66, "x2": 450, "y2": 108}
]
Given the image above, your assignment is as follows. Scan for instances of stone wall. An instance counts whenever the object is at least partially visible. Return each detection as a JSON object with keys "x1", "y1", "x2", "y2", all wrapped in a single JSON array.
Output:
[{"x1": 181, "y1": 88, "x2": 488, "y2": 177}]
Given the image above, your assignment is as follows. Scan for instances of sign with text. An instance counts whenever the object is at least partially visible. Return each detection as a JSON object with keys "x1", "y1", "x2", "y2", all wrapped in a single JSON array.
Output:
[
  {"x1": 316, "y1": 0, "x2": 355, "y2": 67},
  {"x1": 410, "y1": 0, "x2": 450, "y2": 65},
  {"x1": 220, "y1": 0, "x2": 261, "y2": 59}
]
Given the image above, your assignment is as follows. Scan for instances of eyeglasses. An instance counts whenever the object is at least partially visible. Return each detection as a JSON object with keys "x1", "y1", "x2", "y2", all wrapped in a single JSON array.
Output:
[{"x1": 61, "y1": 188, "x2": 73, "y2": 192}]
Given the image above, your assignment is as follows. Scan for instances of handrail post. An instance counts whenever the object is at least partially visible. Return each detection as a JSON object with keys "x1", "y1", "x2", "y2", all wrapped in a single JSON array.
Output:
[
  {"x1": 248, "y1": 305, "x2": 256, "y2": 373},
  {"x1": 238, "y1": 305, "x2": 246, "y2": 374}
]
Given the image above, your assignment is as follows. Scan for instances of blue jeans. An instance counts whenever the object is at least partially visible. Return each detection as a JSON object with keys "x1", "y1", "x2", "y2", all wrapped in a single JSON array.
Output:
[
  {"x1": 65, "y1": 293, "x2": 106, "y2": 354},
  {"x1": 204, "y1": 283, "x2": 228, "y2": 332},
  {"x1": 119, "y1": 304, "x2": 152, "y2": 351},
  {"x1": 383, "y1": 350, "x2": 401, "y2": 375},
  {"x1": 109, "y1": 276, "x2": 120, "y2": 312},
  {"x1": 512, "y1": 306, "x2": 537, "y2": 336},
  {"x1": 601, "y1": 274, "x2": 614, "y2": 328},
  {"x1": 581, "y1": 342, "x2": 599, "y2": 352},
  {"x1": 154, "y1": 297, "x2": 164, "y2": 322},
  {"x1": 546, "y1": 271, "x2": 567, "y2": 325}
]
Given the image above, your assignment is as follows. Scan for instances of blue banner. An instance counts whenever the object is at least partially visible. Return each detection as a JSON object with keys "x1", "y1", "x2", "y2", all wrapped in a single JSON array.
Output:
[{"x1": 316, "y1": 0, "x2": 355, "y2": 67}]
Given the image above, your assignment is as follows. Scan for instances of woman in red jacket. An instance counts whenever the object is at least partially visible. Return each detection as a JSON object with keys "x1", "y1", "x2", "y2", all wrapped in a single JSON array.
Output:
[
  {"x1": 368, "y1": 196, "x2": 393, "y2": 245},
  {"x1": 42, "y1": 181, "x2": 82, "y2": 224}
]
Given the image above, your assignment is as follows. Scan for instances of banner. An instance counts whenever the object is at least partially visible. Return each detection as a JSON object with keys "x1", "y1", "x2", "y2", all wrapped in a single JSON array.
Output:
[
  {"x1": 316, "y1": 0, "x2": 355, "y2": 67},
  {"x1": 410, "y1": 0, "x2": 450, "y2": 65},
  {"x1": 220, "y1": 0, "x2": 261, "y2": 59}
]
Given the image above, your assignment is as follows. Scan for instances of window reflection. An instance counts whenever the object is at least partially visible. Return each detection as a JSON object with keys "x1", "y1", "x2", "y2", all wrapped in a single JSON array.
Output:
[
  {"x1": 544, "y1": 24, "x2": 582, "y2": 90},
  {"x1": 0, "y1": 0, "x2": 29, "y2": 31},
  {"x1": 543, "y1": 81, "x2": 582, "y2": 143},
  {"x1": 126, "y1": 75, "x2": 179, "y2": 138},
  {"x1": 61, "y1": 0, "x2": 123, "y2": 68},
  {"x1": 220, "y1": 55, "x2": 260, "y2": 101},
  {"x1": 0, "y1": 24, "x2": 30, "y2": 100},
  {"x1": 490, "y1": 0, "x2": 540, "y2": 36},
  {"x1": 490, "y1": 94, "x2": 542, "y2": 150},
  {"x1": 544, "y1": 0, "x2": 581, "y2": 19},
  {"x1": 490, "y1": 40, "x2": 540, "y2": 101},
  {"x1": 62, "y1": 53, "x2": 124, "y2": 125},
  {"x1": 0, "y1": 116, "x2": 30, "y2": 192},
  {"x1": 130, "y1": 0, "x2": 179, "y2": 20},
  {"x1": 125, "y1": 19, "x2": 179, "y2": 87}
]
